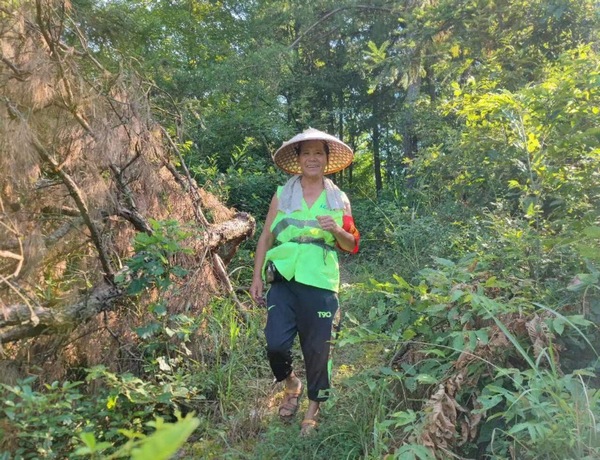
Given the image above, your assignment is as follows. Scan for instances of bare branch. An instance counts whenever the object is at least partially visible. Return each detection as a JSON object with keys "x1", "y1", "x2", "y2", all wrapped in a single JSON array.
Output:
[
  {"x1": 0, "y1": 214, "x2": 254, "y2": 343},
  {"x1": 0, "y1": 281, "x2": 122, "y2": 343},
  {"x1": 0, "y1": 324, "x2": 49, "y2": 343},
  {"x1": 35, "y1": 0, "x2": 95, "y2": 138},
  {"x1": 202, "y1": 212, "x2": 255, "y2": 251},
  {"x1": 109, "y1": 160, "x2": 153, "y2": 234},
  {"x1": 0, "y1": 209, "x2": 24, "y2": 279},
  {"x1": 159, "y1": 126, "x2": 210, "y2": 227},
  {"x1": 289, "y1": 5, "x2": 393, "y2": 49},
  {"x1": 115, "y1": 207, "x2": 152, "y2": 234},
  {"x1": 45, "y1": 218, "x2": 83, "y2": 246},
  {"x1": 41, "y1": 205, "x2": 80, "y2": 217},
  {"x1": 5, "y1": 99, "x2": 114, "y2": 278},
  {"x1": 0, "y1": 250, "x2": 23, "y2": 261},
  {"x1": 0, "y1": 54, "x2": 30, "y2": 81},
  {"x1": 212, "y1": 253, "x2": 248, "y2": 322}
]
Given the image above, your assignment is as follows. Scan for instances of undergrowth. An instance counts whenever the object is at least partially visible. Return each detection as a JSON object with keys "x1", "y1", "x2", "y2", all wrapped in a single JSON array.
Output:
[{"x1": 2, "y1": 202, "x2": 599, "y2": 459}]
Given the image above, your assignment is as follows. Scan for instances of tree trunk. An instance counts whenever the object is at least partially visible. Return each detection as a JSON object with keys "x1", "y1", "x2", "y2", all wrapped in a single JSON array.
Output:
[{"x1": 372, "y1": 121, "x2": 383, "y2": 195}]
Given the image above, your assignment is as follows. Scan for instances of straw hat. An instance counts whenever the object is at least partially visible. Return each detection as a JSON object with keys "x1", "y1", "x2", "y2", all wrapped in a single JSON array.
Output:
[{"x1": 272, "y1": 128, "x2": 354, "y2": 175}]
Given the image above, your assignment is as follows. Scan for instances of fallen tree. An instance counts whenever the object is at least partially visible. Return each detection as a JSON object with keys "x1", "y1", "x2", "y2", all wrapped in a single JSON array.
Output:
[{"x1": 0, "y1": 1, "x2": 254, "y2": 373}]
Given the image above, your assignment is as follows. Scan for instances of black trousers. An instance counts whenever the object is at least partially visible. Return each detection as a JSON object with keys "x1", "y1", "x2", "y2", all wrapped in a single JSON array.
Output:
[{"x1": 265, "y1": 279, "x2": 339, "y2": 402}]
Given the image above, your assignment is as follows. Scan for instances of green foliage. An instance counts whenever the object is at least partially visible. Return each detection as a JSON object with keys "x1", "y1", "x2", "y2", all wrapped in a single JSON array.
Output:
[
  {"x1": 0, "y1": 374, "x2": 200, "y2": 459},
  {"x1": 115, "y1": 219, "x2": 202, "y2": 373},
  {"x1": 479, "y1": 369, "x2": 600, "y2": 459},
  {"x1": 118, "y1": 219, "x2": 191, "y2": 295},
  {"x1": 17, "y1": 1, "x2": 600, "y2": 458},
  {"x1": 1, "y1": 378, "x2": 87, "y2": 458},
  {"x1": 350, "y1": 197, "x2": 476, "y2": 279},
  {"x1": 424, "y1": 46, "x2": 600, "y2": 214},
  {"x1": 75, "y1": 412, "x2": 199, "y2": 460},
  {"x1": 222, "y1": 138, "x2": 285, "y2": 219},
  {"x1": 338, "y1": 249, "x2": 600, "y2": 458}
]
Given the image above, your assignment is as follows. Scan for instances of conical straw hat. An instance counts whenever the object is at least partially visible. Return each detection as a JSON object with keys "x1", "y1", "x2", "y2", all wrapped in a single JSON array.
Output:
[{"x1": 272, "y1": 128, "x2": 354, "y2": 175}]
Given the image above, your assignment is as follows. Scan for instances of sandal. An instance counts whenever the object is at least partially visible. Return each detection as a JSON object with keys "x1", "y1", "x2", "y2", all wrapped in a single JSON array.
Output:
[
  {"x1": 278, "y1": 384, "x2": 302, "y2": 419},
  {"x1": 300, "y1": 418, "x2": 318, "y2": 437}
]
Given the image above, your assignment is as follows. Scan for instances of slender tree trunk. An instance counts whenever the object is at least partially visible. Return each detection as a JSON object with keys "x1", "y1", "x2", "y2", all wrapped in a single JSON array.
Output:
[
  {"x1": 424, "y1": 61, "x2": 437, "y2": 102},
  {"x1": 403, "y1": 65, "x2": 421, "y2": 188},
  {"x1": 373, "y1": 122, "x2": 382, "y2": 195},
  {"x1": 337, "y1": 89, "x2": 345, "y2": 188},
  {"x1": 348, "y1": 130, "x2": 355, "y2": 188}
]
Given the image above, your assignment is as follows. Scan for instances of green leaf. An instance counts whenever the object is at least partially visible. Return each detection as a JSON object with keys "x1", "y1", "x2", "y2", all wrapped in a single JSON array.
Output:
[
  {"x1": 475, "y1": 329, "x2": 489, "y2": 345},
  {"x1": 552, "y1": 317, "x2": 565, "y2": 335},
  {"x1": 392, "y1": 274, "x2": 411, "y2": 289},
  {"x1": 565, "y1": 314, "x2": 593, "y2": 326},
  {"x1": 450, "y1": 289, "x2": 464, "y2": 302},
  {"x1": 432, "y1": 257, "x2": 455, "y2": 268},
  {"x1": 416, "y1": 374, "x2": 437, "y2": 384},
  {"x1": 135, "y1": 322, "x2": 161, "y2": 339},
  {"x1": 344, "y1": 312, "x2": 360, "y2": 326},
  {"x1": 395, "y1": 443, "x2": 435, "y2": 460},
  {"x1": 171, "y1": 266, "x2": 188, "y2": 277},
  {"x1": 508, "y1": 421, "x2": 534, "y2": 436},
  {"x1": 405, "y1": 377, "x2": 417, "y2": 392},
  {"x1": 79, "y1": 431, "x2": 96, "y2": 449},
  {"x1": 390, "y1": 409, "x2": 417, "y2": 427},
  {"x1": 451, "y1": 333, "x2": 465, "y2": 352},
  {"x1": 402, "y1": 328, "x2": 417, "y2": 340},
  {"x1": 127, "y1": 277, "x2": 148, "y2": 295},
  {"x1": 475, "y1": 394, "x2": 503, "y2": 412}
]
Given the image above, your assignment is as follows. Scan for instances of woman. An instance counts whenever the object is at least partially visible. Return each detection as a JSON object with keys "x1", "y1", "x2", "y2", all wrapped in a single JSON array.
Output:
[{"x1": 249, "y1": 128, "x2": 360, "y2": 436}]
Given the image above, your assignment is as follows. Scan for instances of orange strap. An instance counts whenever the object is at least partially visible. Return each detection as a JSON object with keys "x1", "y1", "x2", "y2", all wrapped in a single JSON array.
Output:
[{"x1": 337, "y1": 215, "x2": 360, "y2": 254}]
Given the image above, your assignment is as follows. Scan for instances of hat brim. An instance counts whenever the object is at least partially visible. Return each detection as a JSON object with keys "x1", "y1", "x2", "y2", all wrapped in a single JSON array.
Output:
[{"x1": 272, "y1": 129, "x2": 354, "y2": 175}]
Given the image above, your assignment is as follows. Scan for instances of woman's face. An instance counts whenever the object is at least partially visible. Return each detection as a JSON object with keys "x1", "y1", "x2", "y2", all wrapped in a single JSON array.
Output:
[{"x1": 298, "y1": 140, "x2": 327, "y2": 177}]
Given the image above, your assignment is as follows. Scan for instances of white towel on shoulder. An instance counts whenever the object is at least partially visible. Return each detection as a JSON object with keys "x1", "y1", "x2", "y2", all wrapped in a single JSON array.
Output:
[{"x1": 278, "y1": 175, "x2": 345, "y2": 214}]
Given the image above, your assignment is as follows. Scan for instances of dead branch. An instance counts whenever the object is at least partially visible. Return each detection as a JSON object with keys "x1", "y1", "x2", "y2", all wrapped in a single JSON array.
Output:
[
  {"x1": 0, "y1": 281, "x2": 122, "y2": 343},
  {"x1": 41, "y1": 205, "x2": 80, "y2": 217},
  {"x1": 0, "y1": 250, "x2": 23, "y2": 261},
  {"x1": 202, "y1": 212, "x2": 255, "y2": 251},
  {"x1": 212, "y1": 252, "x2": 248, "y2": 322},
  {"x1": 114, "y1": 207, "x2": 152, "y2": 234},
  {"x1": 0, "y1": 214, "x2": 24, "y2": 279},
  {"x1": 0, "y1": 212, "x2": 254, "y2": 343},
  {"x1": 5, "y1": 99, "x2": 114, "y2": 278},
  {"x1": 0, "y1": 54, "x2": 30, "y2": 81},
  {"x1": 45, "y1": 218, "x2": 83, "y2": 246},
  {"x1": 109, "y1": 161, "x2": 152, "y2": 234},
  {"x1": 0, "y1": 0, "x2": 255, "y2": 357},
  {"x1": 35, "y1": 0, "x2": 95, "y2": 137},
  {"x1": 159, "y1": 126, "x2": 209, "y2": 227}
]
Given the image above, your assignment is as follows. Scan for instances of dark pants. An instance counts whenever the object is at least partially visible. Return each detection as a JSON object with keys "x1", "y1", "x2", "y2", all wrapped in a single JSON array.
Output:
[{"x1": 265, "y1": 279, "x2": 339, "y2": 402}]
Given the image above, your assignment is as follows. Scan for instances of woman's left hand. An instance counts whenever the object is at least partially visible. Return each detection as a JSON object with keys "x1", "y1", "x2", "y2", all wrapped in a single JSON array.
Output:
[{"x1": 316, "y1": 215, "x2": 340, "y2": 234}]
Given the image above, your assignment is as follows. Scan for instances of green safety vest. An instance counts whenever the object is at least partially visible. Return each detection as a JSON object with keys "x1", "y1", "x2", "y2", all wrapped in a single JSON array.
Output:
[{"x1": 265, "y1": 186, "x2": 344, "y2": 292}]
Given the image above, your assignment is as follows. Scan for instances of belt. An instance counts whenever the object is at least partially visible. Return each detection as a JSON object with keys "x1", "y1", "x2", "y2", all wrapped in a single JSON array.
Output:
[
  {"x1": 288, "y1": 236, "x2": 335, "y2": 251},
  {"x1": 288, "y1": 236, "x2": 335, "y2": 264}
]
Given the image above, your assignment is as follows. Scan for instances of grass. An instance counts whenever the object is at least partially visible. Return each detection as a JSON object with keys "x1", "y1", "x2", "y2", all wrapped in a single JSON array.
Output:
[{"x1": 176, "y1": 271, "x2": 393, "y2": 459}]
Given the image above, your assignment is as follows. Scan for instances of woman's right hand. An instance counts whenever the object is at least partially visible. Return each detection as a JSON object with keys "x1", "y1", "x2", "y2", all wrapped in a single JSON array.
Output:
[{"x1": 250, "y1": 277, "x2": 265, "y2": 306}]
